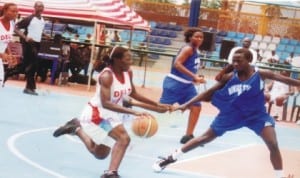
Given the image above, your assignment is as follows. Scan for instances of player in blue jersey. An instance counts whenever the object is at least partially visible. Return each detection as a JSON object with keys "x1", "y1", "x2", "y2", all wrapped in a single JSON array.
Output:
[
  {"x1": 153, "y1": 48, "x2": 298, "y2": 178},
  {"x1": 159, "y1": 27, "x2": 206, "y2": 144}
]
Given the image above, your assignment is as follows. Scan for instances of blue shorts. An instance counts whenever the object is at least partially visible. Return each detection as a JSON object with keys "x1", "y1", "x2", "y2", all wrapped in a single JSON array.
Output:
[
  {"x1": 211, "y1": 110, "x2": 275, "y2": 136},
  {"x1": 159, "y1": 76, "x2": 201, "y2": 106}
]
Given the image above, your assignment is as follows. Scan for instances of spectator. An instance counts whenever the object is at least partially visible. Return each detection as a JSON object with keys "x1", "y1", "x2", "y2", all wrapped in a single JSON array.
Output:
[
  {"x1": 112, "y1": 30, "x2": 121, "y2": 43},
  {"x1": 256, "y1": 49, "x2": 263, "y2": 62},
  {"x1": 267, "y1": 50, "x2": 279, "y2": 64},
  {"x1": 265, "y1": 70, "x2": 295, "y2": 120},
  {"x1": 99, "y1": 30, "x2": 107, "y2": 45},
  {"x1": 84, "y1": 33, "x2": 92, "y2": 43},
  {"x1": 71, "y1": 33, "x2": 80, "y2": 42},
  {"x1": 14, "y1": 1, "x2": 47, "y2": 95},
  {"x1": 284, "y1": 52, "x2": 294, "y2": 65},
  {"x1": 227, "y1": 37, "x2": 257, "y2": 65}
]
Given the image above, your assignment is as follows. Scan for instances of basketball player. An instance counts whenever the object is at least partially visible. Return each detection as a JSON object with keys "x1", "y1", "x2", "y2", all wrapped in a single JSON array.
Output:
[
  {"x1": 0, "y1": 3, "x2": 18, "y2": 87},
  {"x1": 159, "y1": 27, "x2": 206, "y2": 144},
  {"x1": 53, "y1": 46, "x2": 171, "y2": 178},
  {"x1": 153, "y1": 49, "x2": 298, "y2": 178}
]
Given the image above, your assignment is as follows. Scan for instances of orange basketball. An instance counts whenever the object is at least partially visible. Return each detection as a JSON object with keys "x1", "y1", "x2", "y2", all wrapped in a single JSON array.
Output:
[{"x1": 131, "y1": 114, "x2": 158, "y2": 138}]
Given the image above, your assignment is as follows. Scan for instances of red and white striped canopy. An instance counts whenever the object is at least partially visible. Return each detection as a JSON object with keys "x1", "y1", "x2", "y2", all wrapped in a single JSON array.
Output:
[{"x1": 0, "y1": 0, "x2": 150, "y2": 31}]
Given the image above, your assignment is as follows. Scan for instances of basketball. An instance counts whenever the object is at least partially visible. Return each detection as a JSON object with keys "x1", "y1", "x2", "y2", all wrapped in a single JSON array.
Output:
[{"x1": 131, "y1": 114, "x2": 158, "y2": 138}]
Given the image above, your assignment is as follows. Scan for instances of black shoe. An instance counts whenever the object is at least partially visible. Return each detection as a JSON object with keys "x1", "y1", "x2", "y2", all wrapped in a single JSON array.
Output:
[
  {"x1": 23, "y1": 88, "x2": 38, "y2": 95},
  {"x1": 53, "y1": 118, "x2": 81, "y2": 137},
  {"x1": 101, "y1": 170, "x2": 120, "y2": 178},
  {"x1": 152, "y1": 155, "x2": 177, "y2": 172},
  {"x1": 180, "y1": 134, "x2": 194, "y2": 144}
]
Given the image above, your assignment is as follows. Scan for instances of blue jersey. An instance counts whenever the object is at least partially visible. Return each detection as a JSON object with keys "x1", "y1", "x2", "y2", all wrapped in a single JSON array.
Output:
[
  {"x1": 212, "y1": 68, "x2": 266, "y2": 118},
  {"x1": 210, "y1": 68, "x2": 275, "y2": 136},
  {"x1": 170, "y1": 45, "x2": 201, "y2": 82}
]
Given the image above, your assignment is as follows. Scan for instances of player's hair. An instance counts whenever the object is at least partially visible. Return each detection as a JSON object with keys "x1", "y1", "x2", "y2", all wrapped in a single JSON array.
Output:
[
  {"x1": 184, "y1": 27, "x2": 202, "y2": 43},
  {"x1": 94, "y1": 46, "x2": 128, "y2": 72},
  {"x1": 0, "y1": 3, "x2": 17, "y2": 16},
  {"x1": 235, "y1": 48, "x2": 253, "y2": 62}
]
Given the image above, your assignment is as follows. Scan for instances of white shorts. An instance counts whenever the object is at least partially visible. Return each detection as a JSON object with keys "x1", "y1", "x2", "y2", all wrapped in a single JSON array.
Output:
[
  {"x1": 79, "y1": 104, "x2": 131, "y2": 147},
  {"x1": 81, "y1": 122, "x2": 115, "y2": 147}
]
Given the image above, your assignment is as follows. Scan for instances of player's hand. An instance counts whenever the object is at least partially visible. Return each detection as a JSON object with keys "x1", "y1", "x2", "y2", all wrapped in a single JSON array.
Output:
[
  {"x1": 156, "y1": 103, "x2": 173, "y2": 113},
  {"x1": 193, "y1": 75, "x2": 206, "y2": 84},
  {"x1": 172, "y1": 103, "x2": 189, "y2": 112}
]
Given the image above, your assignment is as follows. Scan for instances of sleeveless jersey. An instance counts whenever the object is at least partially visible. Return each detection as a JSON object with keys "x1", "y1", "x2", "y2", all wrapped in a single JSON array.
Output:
[
  {"x1": 89, "y1": 67, "x2": 132, "y2": 108},
  {"x1": 0, "y1": 20, "x2": 15, "y2": 86},
  {"x1": 169, "y1": 45, "x2": 201, "y2": 82},
  {"x1": 0, "y1": 20, "x2": 14, "y2": 53},
  {"x1": 212, "y1": 68, "x2": 266, "y2": 118},
  {"x1": 270, "y1": 81, "x2": 289, "y2": 96}
]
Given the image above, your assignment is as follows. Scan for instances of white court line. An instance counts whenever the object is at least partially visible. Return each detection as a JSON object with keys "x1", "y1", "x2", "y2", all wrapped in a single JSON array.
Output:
[
  {"x1": 174, "y1": 143, "x2": 256, "y2": 164},
  {"x1": 162, "y1": 144, "x2": 257, "y2": 178},
  {"x1": 7, "y1": 127, "x2": 67, "y2": 178}
]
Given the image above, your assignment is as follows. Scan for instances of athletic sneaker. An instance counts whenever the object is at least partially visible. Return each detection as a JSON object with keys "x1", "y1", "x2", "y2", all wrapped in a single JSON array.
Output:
[
  {"x1": 101, "y1": 170, "x2": 120, "y2": 178},
  {"x1": 53, "y1": 118, "x2": 81, "y2": 137},
  {"x1": 152, "y1": 155, "x2": 177, "y2": 172},
  {"x1": 180, "y1": 134, "x2": 194, "y2": 144}
]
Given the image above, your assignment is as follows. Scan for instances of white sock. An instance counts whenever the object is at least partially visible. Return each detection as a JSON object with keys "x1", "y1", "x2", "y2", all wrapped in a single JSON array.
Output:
[
  {"x1": 275, "y1": 170, "x2": 284, "y2": 178},
  {"x1": 171, "y1": 149, "x2": 183, "y2": 160}
]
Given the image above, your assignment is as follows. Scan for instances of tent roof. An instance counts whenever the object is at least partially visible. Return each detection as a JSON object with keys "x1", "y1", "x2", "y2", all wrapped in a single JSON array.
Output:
[{"x1": 0, "y1": 0, "x2": 150, "y2": 30}]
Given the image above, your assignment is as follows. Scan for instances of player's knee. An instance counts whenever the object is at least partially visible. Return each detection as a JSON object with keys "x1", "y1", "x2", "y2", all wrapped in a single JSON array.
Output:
[
  {"x1": 119, "y1": 134, "x2": 131, "y2": 147},
  {"x1": 93, "y1": 144, "x2": 111, "y2": 160}
]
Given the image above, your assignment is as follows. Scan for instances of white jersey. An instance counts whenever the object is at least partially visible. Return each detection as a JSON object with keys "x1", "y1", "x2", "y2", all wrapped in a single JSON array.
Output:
[
  {"x1": 270, "y1": 81, "x2": 289, "y2": 100},
  {"x1": 0, "y1": 20, "x2": 14, "y2": 53},
  {"x1": 0, "y1": 20, "x2": 15, "y2": 87},
  {"x1": 90, "y1": 67, "x2": 132, "y2": 107},
  {"x1": 80, "y1": 67, "x2": 132, "y2": 124},
  {"x1": 27, "y1": 17, "x2": 45, "y2": 42}
]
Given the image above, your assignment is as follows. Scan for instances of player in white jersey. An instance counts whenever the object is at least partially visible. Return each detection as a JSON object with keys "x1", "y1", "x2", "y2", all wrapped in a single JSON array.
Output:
[
  {"x1": 0, "y1": 3, "x2": 18, "y2": 86},
  {"x1": 53, "y1": 46, "x2": 171, "y2": 178},
  {"x1": 265, "y1": 70, "x2": 295, "y2": 119}
]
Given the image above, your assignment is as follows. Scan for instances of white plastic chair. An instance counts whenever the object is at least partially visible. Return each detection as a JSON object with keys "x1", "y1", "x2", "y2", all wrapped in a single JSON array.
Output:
[
  {"x1": 267, "y1": 43, "x2": 277, "y2": 51},
  {"x1": 258, "y1": 42, "x2": 268, "y2": 50},
  {"x1": 253, "y1": 34, "x2": 263, "y2": 42},
  {"x1": 262, "y1": 35, "x2": 272, "y2": 43}
]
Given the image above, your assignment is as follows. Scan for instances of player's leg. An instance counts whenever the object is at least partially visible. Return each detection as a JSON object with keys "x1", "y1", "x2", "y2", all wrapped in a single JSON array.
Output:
[
  {"x1": 260, "y1": 126, "x2": 282, "y2": 170},
  {"x1": 179, "y1": 84, "x2": 202, "y2": 144},
  {"x1": 101, "y1": 124, "x2": 130, "y2": 178},
  {"x1": 152, "y1": 127, "x2": 217, "y2": 172}
]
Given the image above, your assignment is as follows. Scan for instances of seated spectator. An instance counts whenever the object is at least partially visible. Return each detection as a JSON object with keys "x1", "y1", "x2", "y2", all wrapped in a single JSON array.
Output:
[
  {"x1": 84, "y1": 33, "x2": 92, "y2": 43},
  {"x1": 284, "y1": 52, "x2": 294, "y2": 65},
  {"x1": 112, "y1": 30, "x2": 121, "y2": 43},
  {"x1": 71, "y1": 33, "x2": 80, "y2": 42},
  {"x1": 99, "y1": 30, "x2": 108, "y2": 45},
  {"x1": 256, "y1": 49, "x2": 263, "y2": 62},
  {"x1": 265, "y1": 70, "x2": 295, "y2": 120},
  {"x1": 267, "y1": 50, "x2": 279, "y2": 64}
]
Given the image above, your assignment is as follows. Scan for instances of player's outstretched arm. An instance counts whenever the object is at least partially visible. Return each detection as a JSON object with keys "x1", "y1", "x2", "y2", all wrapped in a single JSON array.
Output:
[
  {"x1": 123, "y1": 96, "x2": 171, "y2": 113},
  {"x1": 174, "y1": 73, "x2": 231, "y2": 112}
]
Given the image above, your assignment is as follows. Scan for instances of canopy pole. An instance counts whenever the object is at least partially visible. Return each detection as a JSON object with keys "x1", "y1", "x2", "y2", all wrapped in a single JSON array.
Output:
[{"x1": 87, "y1": 21, "x2": 97, "y2": 91}]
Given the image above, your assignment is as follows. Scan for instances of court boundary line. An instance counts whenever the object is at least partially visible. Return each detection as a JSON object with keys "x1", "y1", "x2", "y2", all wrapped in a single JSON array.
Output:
[{"x1": 7, "y1": 127, "x2": 66, "y2": 178}]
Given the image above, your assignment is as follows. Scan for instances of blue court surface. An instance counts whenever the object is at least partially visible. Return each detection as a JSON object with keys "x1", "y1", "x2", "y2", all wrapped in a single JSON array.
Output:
[{"x1": 1, "y1": 68, "x2": 300, "y2": 178}]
